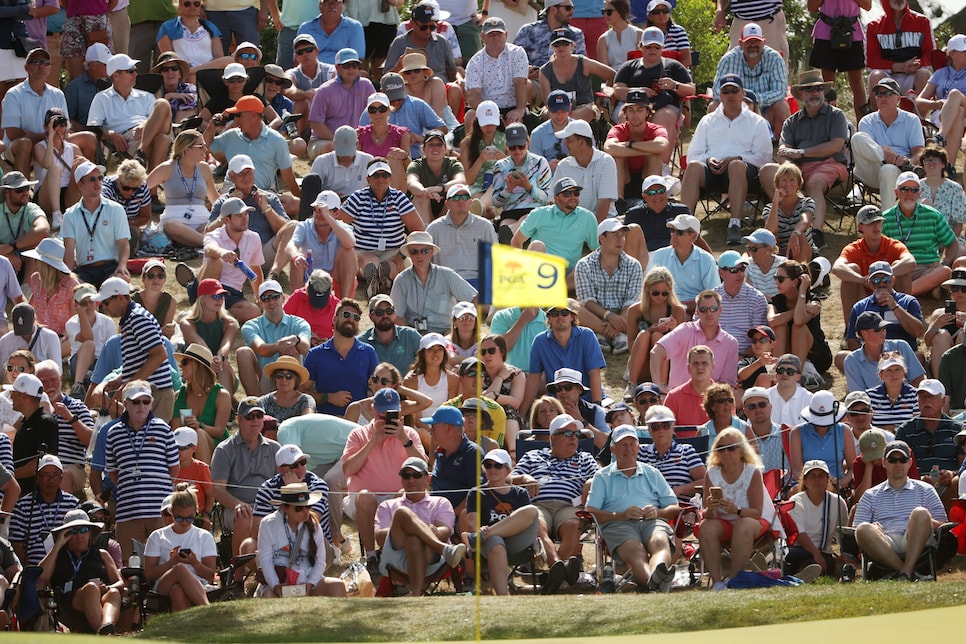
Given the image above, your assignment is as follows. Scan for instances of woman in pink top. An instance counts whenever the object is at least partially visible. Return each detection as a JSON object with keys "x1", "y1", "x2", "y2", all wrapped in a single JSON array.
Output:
[
  {"x1": 24, "y1": 237, "x2": 78, "y2": 360},
  {"x1": 357, "y1": 92, "x2": 411, "y2": 190},
  {"x1": 808, "y1": 0, "x2": 870, "y2": 114}
]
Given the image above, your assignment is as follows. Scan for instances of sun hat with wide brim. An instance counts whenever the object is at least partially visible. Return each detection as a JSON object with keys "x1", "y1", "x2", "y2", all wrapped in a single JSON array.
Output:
[
  {"x1": 53, "y1": 508, "x2": 104, "y2": 535},
  {"x1": 790, "y1": 69, "x2": 833, "y2": 100},
  {"x1": 269, "y1": 482, "x2": 323, "y2": 507},
  {"x1": 800, "y1": 390, "x2": 846, "y2": 425},
  {"x1": 21, "y1": 237, "x2": 70, "y2": 273},
  {"x1": 401, "y1": 231, "x2": 440, "y2": 256},
  {"x1": 400, "y1": 52, "x2": 433, "y2": 76},
  {"x1": 173, "y1": 343, "x2": 216, "y2": 378},
  {"x1": 151, "y1": 51, "x2": 190, "y2": 78},
  {"x1": 263, "y1": 355, "x2": 309, "y2": 383}
]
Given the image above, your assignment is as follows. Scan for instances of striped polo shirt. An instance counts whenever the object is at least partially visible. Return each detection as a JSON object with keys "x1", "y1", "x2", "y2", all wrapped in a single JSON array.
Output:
[
  {"x1": 853, "y1": 477, "x2": 946, "y2": 533},
  {"x1": 105, "y1": 414, "x2": 179, "y2": 522},
  {"x1": 729, "y1": 0, "x2": 782, "y2": 20},
  {"x1": 880, "y1": 203, "x2": 956, "y2": 266},
  {"x1": 638, "y1": 441, "x2": 703, "y2": 502},
  {"x1": 511, "y1": 448, "x2": 599, "y2": 503},
  {"x1": 119, "y1": 302, "x2": 172, "y2": 390},
  {"x1": 253, "y1": 471, "x2": 332, "y2": 542},
  {"x1": 714, "y1": 282, "x2": 768, "y2": 354},
  {"x1": 55, "y1": 394, "x2": 95, "y2": 467},
  {"x1": 340, "y1": 186, "x2": 417, "y2": 252},
  {"x1": 866, "y1": 383, "x2": 919, "y2": 429},
  {"x1": 9, "y1": 490, "x2": 80, "y2": 565}
]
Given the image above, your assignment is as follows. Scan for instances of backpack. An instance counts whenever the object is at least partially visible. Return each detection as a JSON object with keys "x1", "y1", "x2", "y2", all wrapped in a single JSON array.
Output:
[{"x1": 820, "y1": 13, "x2": 858, "y2": 50}]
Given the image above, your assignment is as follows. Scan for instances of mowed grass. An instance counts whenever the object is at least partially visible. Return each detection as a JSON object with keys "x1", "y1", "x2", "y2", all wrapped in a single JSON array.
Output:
[{"x1": 135, "y1": 580, "x2": 966, "y2": 642}]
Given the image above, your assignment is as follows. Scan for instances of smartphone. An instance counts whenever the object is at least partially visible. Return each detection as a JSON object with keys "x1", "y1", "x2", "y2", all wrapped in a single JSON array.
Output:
[
  {"x1": 179, "y1": 548, "x2": 192, "y2": 557},
  {"x1": 709, "y1": 487, "x2": 722, "y2": 501},
  {"x1": 385, "y1": 410, "x2": 399, "y2": 429},
  {"x1": 946, "y1": 300, "x2": 957, "y2": 315},
  {"x1": 658, "y1": 317, "x2": 671, "y2": 326}
]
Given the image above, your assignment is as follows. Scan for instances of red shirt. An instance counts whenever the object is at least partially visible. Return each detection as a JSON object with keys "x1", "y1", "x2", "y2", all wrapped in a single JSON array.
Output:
[
  {"x1": 664, "y1": 381, "x2": 711, "y2": 426},
  {"x1": 175, "y1": 458, "x2": 213, "y2": 512},
  {"x1": 283, "y1": 287, "x2": 337, "y2": 344},
  {"x1": 606, "y1": 121, "x2": 669, "y2": 173},
  {"x1": 838, "y1": 235, "x2": 910, "y2": 293}
]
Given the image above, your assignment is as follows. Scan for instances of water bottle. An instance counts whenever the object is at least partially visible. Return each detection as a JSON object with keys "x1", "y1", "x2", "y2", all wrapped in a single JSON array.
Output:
[
  {"x1": 235, "y1": 259, "x2": 257, "y2": 281},
  {"x1": 481, "y1": 169, "x2": 494, "y2": 190},
  {"x1": 129, "y1": 554, "x2": 140, "y2": 569},
  {"x1": 599, "y1": 563, "x2": 616, "y2": 593},
  {"x1": 304, "y1": 249, "x2": 313, "y2": 284}
]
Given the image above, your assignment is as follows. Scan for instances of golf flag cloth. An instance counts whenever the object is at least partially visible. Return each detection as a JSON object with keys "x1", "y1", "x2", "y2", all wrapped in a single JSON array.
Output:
[{"x1": 478, "y1": 242, "x2": 568, "y2": 308}]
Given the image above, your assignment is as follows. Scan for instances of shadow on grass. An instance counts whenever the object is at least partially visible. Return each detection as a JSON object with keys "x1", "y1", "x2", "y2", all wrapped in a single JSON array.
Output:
[{"x1": 138, "y1": 580, "x2": 966, "y2": 642}]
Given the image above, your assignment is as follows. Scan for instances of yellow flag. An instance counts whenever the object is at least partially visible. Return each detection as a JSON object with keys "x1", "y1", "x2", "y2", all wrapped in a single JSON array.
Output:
[{"x1": 479, "y1": 242, "x2": 569, "y2": 308}]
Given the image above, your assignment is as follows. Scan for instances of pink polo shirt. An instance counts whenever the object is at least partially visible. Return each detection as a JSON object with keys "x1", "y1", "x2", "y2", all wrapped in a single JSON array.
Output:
[
  {"x1": 343, "y1": 420, "x2": 427, "y2": 495},
  {"x1": 656, "y1": 321, "x2": 739, "y2": 389}
]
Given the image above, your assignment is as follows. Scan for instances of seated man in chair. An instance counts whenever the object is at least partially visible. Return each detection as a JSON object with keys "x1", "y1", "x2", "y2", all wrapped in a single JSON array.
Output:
[
  {"x1": 585, "y1": 425, "x2": 680, "y2": 592},
  {"x1": 853, "y1": 440, "x2": 947, "y2": 580},
  {"x1": 373, "y1": 457, "x2": 467, "y2": 595}
]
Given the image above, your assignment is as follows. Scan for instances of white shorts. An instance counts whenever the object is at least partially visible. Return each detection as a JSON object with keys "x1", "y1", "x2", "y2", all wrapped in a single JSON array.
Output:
[{"x1": 160, "y1": 204, "x2": 210, "y2": 228}]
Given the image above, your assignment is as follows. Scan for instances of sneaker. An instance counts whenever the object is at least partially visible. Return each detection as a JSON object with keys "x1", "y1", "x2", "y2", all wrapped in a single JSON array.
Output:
[
  {"x1": 811, "y1": 228, "x2": 826, "y2": 250},
  {"x1": 661, "y1": 162, "x2": 672, "y2": 177},
  {"x1": 840, "y1": 563, "x2": 856, "y2": 583},
  {"x1": 727, "y1": 222, "x2": 742, "y2": 245},
  {"x1": 795, "y1": 563, "x2": 822, "y2": 584},
  {"x1": 565, "y1": 556, "x2": 581, "y2": 587},
  {"x1": 461, "y1": 531, "x2": 479, "y2": 555},
  {"x1": 175, "y1": 262, "x2": 195, "y2": 288},
  {"x1": 624, "y1": 381, "x2": 636, "y2": 402},
  {"x1": 801, "y1": 360, "x2": 826, "y2": 389},
  {"x1": 469, "y1": 198, "x2": 484, "y2": 217},
  {"x1": 712, "y1": 580, "x2": 728, "y2": 591},
  {"x1": 648, "y1": 561, "x2": 674, "y2": 593},
  {"x1": 378, "y1": 260, "x2": 392, "y2": 293},
  {"x1": 542, "y1": 560, "x2": 567, "y2": 595},
  {"x1": 70, "y1": 382, "x2": 87, "y2": 400},
  {"x1": 50, "y1": 210, "x2": 63, "y2": 230},
  {"x1": 366, "y1": 553, "x2": 381, "y2": 582},
  {"x1": 363, "y1": 262, "x2": 379, "y2": 298},
  {"x1": 612, "y1": 333, "x2": 629, "y2": 355},
  {"x1": 442, "y1": 542, "x2": 466, "y2": 568},
  {"x1": 596, "y1": 333, "x2": 611, "y2": 353}
]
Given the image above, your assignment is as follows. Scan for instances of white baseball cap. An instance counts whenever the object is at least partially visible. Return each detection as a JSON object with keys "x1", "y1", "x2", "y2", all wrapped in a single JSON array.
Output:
[
  {"x1": 106, "y1": 53, "x2": 139, "y2": 77},
  {"x1": 227, "y1": 154, "x2": 255, "y2": 174},
  {"x1": 91, "y1": 276, "x2": 131, "y2": 302}
]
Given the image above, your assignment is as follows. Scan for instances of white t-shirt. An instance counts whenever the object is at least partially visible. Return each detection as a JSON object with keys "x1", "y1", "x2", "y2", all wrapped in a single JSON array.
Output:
[
  {"x1": 65, "y1": 312, "x2": 116, "y2": 359},
  {"x1": 145, "y1": 524, "x2": 217, "y2": 585}
]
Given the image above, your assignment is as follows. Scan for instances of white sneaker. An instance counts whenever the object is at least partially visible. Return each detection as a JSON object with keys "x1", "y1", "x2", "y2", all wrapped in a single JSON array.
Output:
[
  {"x1": 801, "y1": 360, "x2": 826, "y2": 388},
  {"x1": 795, "y1": 563, "x2": 822, "y2": 584},
  {"x1": 51, "y1": 210, "x2": 63, "y2": 230},
  {"x1": 612, "y1": 333, "x2": 629, "y2": 355},
  {"x1": 442, "y1": 542, "x2": 466, "y2": 567},
  {"x1": 596, "y1": 333, "x2": 611, "y2": 353}
]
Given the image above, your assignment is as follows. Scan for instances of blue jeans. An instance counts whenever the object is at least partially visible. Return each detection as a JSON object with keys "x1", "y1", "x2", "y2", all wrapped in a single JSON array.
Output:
[
  {"x1": 206, "y1": 7, "x2": 259, "y2": 54},
  {"x1": 275, "y1": 25, "x2": 297, "y2": 68}
]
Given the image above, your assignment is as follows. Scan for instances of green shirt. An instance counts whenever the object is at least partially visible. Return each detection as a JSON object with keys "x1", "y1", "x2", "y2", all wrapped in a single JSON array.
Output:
[
  {"x1": 881, "y1": 202, "x2": 956, "y2": 265},
  {"x1": 518, "y1": 203, "x2": 600, "y2": 269}
]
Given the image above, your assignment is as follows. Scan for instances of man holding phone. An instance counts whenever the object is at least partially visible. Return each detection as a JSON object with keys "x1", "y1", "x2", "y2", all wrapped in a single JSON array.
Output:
[{"x1": 341, "y1": 388, "x2": 426, "y2": 580}]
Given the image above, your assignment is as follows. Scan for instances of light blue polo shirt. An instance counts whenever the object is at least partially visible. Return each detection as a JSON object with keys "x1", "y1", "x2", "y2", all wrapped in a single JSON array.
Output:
[
  {"x1": 1, "y1": 81, "x2": 68, "y2": 146},
  {"x1": 587, "y1": 461, "x2": 677, "y2": 513},
  {"x1": 61, "y1": 198, "x2": 130, "y2": 265},
  {"x1": 518, "y1": 203, "x2": 600, "y2": 269},
  {"x1": 648, "y1": 245, "x2": 720, "y2": 302},
  {"x1": 210, "y1": 124, "x2": 292, "y2": 191},
  {"x1": 296, "y1": 15, "x2": 366, "y2": 65},
  {"x1": 241, "y1": 313, "x2": 312, "y2": 369},
  {"x1": 87, "y1": 86, "x2": 158, "y2": 133}
]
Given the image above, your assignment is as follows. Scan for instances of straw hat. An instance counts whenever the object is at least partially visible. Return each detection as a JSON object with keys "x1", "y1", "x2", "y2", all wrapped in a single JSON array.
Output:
[
  {"x1": 269, "y1": 482, "x2": 323, "y2": 506},
  {"x1": 400, "y1": 52, "x2": 432, "y2": 77},
  {"x1": 152, "y1": 51, "x2": 190, "y2": 78},
  {"x1": 263, "y1": 355, "x2": 309, "y2": 384},
  {"x1": 173, "y1": 343, "x2": 216, "y2": 378}
]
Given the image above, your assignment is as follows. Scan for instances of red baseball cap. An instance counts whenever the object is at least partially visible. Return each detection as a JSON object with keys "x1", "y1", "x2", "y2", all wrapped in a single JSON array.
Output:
[{"x1": 197, "y1": 278, "x2": 227, "y2": 297}]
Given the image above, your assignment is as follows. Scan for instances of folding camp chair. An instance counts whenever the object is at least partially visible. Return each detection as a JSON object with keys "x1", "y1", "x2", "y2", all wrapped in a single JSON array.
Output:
[
  {"x1": 375, "y1": 556, "x2": 464, "y2": 597},
  {"x1": 839, "y1": 522, "x2": 958, "y2": 581}
]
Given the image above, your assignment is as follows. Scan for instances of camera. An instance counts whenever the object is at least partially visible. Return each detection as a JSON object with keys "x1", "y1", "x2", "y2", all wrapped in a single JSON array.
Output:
[
  {"x1": 415, "y1": 317, "x2": 428, "y2": 333},
  {"x1": 52, "y1": 116, "x2": 67, "y2": 127}
]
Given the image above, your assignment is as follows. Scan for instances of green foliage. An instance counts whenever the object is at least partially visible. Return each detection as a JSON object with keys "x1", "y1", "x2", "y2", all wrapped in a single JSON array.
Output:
[
  {"x1": 260, "y1": 18, "x2": 279, "y2": 65},
  {"x1": 784, "y1": 0, "x2": 815, "y2": 75},
  {"x1": 672, "y1": 0, "x2": 729, "y2": 89}
]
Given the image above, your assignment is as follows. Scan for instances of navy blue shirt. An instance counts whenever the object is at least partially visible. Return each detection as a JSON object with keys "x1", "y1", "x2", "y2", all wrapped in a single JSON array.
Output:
[{"x1": 431, "y1": 435, "x2": 484, "y2": 510}]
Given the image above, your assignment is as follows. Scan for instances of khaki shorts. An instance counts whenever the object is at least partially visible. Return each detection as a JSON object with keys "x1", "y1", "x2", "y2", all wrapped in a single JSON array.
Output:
[
  {"x1": 910, "y1": 261, "x2": 943, "y2": 282},
  {"x1": 307, "y1": 139, "x2": 329, "y2": 160},
  {"x1": 600, "y1": 518, "x2": 674, "y2": 565},
  {"x1": 535, "y1": 499, "x2": 581, "y2": 536}
]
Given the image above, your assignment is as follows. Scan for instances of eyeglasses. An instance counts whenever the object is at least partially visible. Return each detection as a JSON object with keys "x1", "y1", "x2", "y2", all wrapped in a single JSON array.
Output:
[
  {"x1": 745, "y1": 401, "x2": 769, "y2": 411},
  {"x1": 128, "y1": 398, "x2": 152, "y2": 406},
  {"x1": 556, "y1": 383, "x2": 579, "y2": 392},
  {"x1": 68, "y1": 527, "x2": 91, "y2": 534},
  {"x1": 260, "y1": 293, "x2": 281, "y2": 302},
  {"x1": 922, "y1": 156, "x2": 942, "y2": 164},
  {"x1": 143, "y1": 271, "x2": 165, "y2": 280},
  {"x1": 725, "y1": 266, "x2": 746, "y2": 274},
  {"x1": 295, "y1": 47, "x2": 316, "y2": 56},
  {"x1": 6, "y1": 364, "x2": 25, "y2": 373},
  {"x1": 483, "y1": 461, "x2": 505, "y2": 469},
  {"x1": 950, "y1": 285, "x2": 966, "y2": 293},
  {"x1": 636, "y1": 396, "x2": 659, "y2": 405},
  {"x1": 898, "y1": 186, "x2": 920, "y2": 193},
  {"x1": 603, "y1": 8, "x2": 616, "y2": 14},
  {"x1": 274, "y1": 371, "x2": 296, "y2": 380},
  {"x1": 419, "y1": 23, "x2": 438, "y2": 31},
  {"x1": 340, "y1": 311, "x2": 362, "y2": 321},
  {"x1": 870, "y1": 276, "x2": 892, "y2": 285},
  {"x1": 118, "y1": 183, "x2": 139, "y2": 193},
  {"x1": 848, "y1": 408, "x2": 871, "y2": 416},
  {"x1": 650, "y1": 290, "x2": 670, "y2": 297},
  {"x1": 671, "y1": 229, "x2": 691, "y2": 236},
  {"x1": 400, "y1": 472, "x2": 425, "y2": 480},
  {"x1": 27, "y1": 59, "x2": 51, "y2": 66},
  {"x1": 481, "y1": 347, "x2": 498, "y2": 355},
  {"x1": 697, "y1": 305, "x2": 720, "y2": 313},
  {"x1": 368, "y1": 105, "x2": 389, "y2": 113},
  {"x1": 721, "y1": 87, "x2": 741, "y2": 95},
  {"x1": 556, "y1": 430, "x2": 581, "y2": 437},
  {"x1": 449, "y1": 194, "x2": 470, "y2": 201},
  {"x1": 644, "y1": 187, "x2": 667, "y2": 196},
  {"x1": 183, "y1": 0, "x2": 202, "y2": 6},
  {"x1": 409, "y1": 247, "x2": 433, "y2": 255},
  {"x1": 719, "y1": 444, "x2": 741, "y2": 452},
  {"x1": 245, "y1": 412, "x2": 265, "y2": 420},
  {"x1": 559, "y1": 189, "x2": 580, "y2": 197},
  {"x1": 172, "y1": 515, "x2": 195, "y2": 523},
  {"x1": 886, "y1": 456, "x2": 909, "y2": 464},
  {"x1": 713, "y1": 397, "x2": 734, "y2": 405},
  {"x1": 237, "y1": 52, "x2": 259, "y2": 60},
  {"x1": 371, "y1": 307, "x2": 395, "y2": 317},
  {"x1": 283, "y1": 458, "x2": 308, "y2": 469},
  {"x1": 775, "y1": 367, "x2": 799, "y2": 375},
  {"x1": 159, "y1": 65, "x2": 180, "y2": 73},
  {"x1": 508, "y1": 144, "x2": 527, "y2": 151},
  {"x1": 370, "y1": 375, "x2": 392, "y2": 386},
  {"x1": 226, "y1": 77, "x2": 246, "y2": 84}
]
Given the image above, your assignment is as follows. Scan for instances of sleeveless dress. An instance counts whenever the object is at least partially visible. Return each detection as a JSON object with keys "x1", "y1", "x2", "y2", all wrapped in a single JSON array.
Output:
[
  {"x1": 603, "y1": 26, "x2": 643, "y2": 69},
  {"x1": 539, "y1": 56, "x2": 594, "y2": 106},
  {"x1": 706, "y1": 462, "x2": 777, "y2": 529},
  {"x1": 160, "y1": 163, "x2": 208, "y2": 227}
]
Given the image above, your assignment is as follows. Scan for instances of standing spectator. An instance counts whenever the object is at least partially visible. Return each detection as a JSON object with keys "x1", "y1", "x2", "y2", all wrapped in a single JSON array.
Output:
[
  {"x1": 307, "y1": 48, "x2": 376, "y2": 159},
  {"x1": 384, "y1": 2, "x2": 459, "y2": 81},
  {"x1": 464, "y1": 17, "x2": 530, "y2": 125},
  {"x1": 713, "y1": 0, "x2": 789, "y2": 63},
  {"x1": 514, "y1": 0, "x2": 586, "y2": 68},
  {"x1": 297, "y1": 0, "x2": 366, "y2": 66},
  {"x1": 61, "y1": 1, "x2": 112, "y2": 80},
  {"x1": 864, "y1": 0, "x2": 935, "y2": 103},
  {"x1": 128, "y1": 0, "x2": 177, "y2": 75},
  {"x1": 204, "y1": 0, "x2": 264, "y2": 55},
  {"x1": 265, "y1": 0, "x2": 319, "y2": 68},
  {"x1": 808, "y1": 0, "x2": 868, "y2": 117}
]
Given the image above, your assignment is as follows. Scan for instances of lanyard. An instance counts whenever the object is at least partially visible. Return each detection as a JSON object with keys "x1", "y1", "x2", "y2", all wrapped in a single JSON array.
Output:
[
  {"x1": 177, "y1": 162, "x2": 197, "y2": 202},
  {"x1": 80, "y1": 203, "x2": 104, "y2": 242},
  {"x1": 67, "y1": 550, "x2": 85, "y2": 581},
  {"x1": 126, "y1": 425, "x2": 148, "y2": 466},
  {"x1": 38, "y1": 491, "x2": 64, "y2": 532},
  {"x1": 3, "y1": 204, "x2": 24, "y2": 243},
  {"x1": 894, "y1": 208, "x2": 918, "y2": 243}
]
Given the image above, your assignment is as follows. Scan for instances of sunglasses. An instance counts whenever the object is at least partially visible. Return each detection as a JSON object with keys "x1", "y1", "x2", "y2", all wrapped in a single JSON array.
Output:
[
  {"x1": 449, "y1": 193, "x2": 470, "y2": 201},
  {"x1": 556, "y1": 383, "x2": 579, "y2": 392},
  {"x1": 178, "y1": 444, "x2": 195, "y2": 450},
  {"x1": 721, "y1": 87, "x2": 741, "y2": 95},
  {"x1": 159, "y1": 65, "x2": 180, "y2": 73},
  {"x1": 481, "y1": 347, "x2": 498, "y2": 355},
  {"x1": 172, "y1": 515, "x2": 195, "y2": 523},
  {"x1": 508, "y1": 144, "x2": 527, "y2": 151},
  {"x1": 725, "y1": 266, "x2": 746, "y2": 274},
  {"x1": 283, "y1": 458, "x2": 308, "y2": 469},
  {"x1": 644, "y1": 187, "x2": 667, "y2": 196},
  {"x1": 950, "y1": 285, "x2": 966, "y2": 293},
  {"x1": 266, "y1": 78, "x2": 285, "y2": 86},
  {"x1": 745, "y1": 401, "x2": 769, "y2": 411},
  {"x1": 603, "y1": 7, "x2": 616, "y2": 14},
  {"x1": 559, "y1": 189, "x2": 580, "y2": 197},
  {"x1": 372, "y1": 307, "x2": 395, "y2": 316},
  {"x1": 10, "y1": 186, "x2": 30, "y2": 193},
  {"x1": 848, "y1": 408, "x2": 871, "y2": 416},
  {"x1": 226, "y1": 77, "x2": 246, "y2": 83},
  {"x1": 400, "y1": 472, "x2": 425, "y2": 480},
  {"x1": 237, "y1": 52, "x2": 259, "y2": 60},
  {"x1": 6, "y1": 364, "x2": 25, "y2": 373},
  {"x1": 211, "y1": 293, "x2": 225, "y2": 301},
  {"x1": 886, "y1": 456, "x2": 909, "y2": 464},
  {"x1": 260, "y1": 293, "x2": 281, "y2": 302},
  {"x1": 650, "y1": 290, "x2": 670, "y2": 297},
  {"x1": 456, "y1": 314, "x2": 475, "y2": 322},
  {"x1": 143, "y1": 272, "x2": 165, "y2": 279},
  {"x1": 370, "y1": 375, "x2": 392, "y2": 385},
  {"x1": 403, "y1": 69, "x2": 424, "y2": 75},
  {"x1": 368, "y1": 105, "x2": 389, "y2": 113},
  {"x1": 68, "y1": 527, "x2": 91, "y2": 535},
  {"x1": 556, "y1": 430, "x2": 581, "y2": 437},
  {"x1": 409, "y1": 247, "x2": 433, "y2": 255},
  {"x1": 870, "y1": 276, "x2": 892, "y2": 285},
  {"x1": 547, "y1": 309, "x2": 572, "y2": 317},
  {"x1": 898, "y1": 186, "x2": 920, "y2": 193},
  {"x1": 697, "y1": 305, "x2": 720, "y2": 313},
  {"x1": 419, "y1": 23, "x2": 438, "y2": 31},
  {"x1": 874, "y1": 90, "x2": 897, "y2": 97},
  {"x1": 774, "y1": 275, "x2": 791, "y2": 283},
  {"x1": 340, "y1": 62, "x2": 360, "y2": 69},
  {"x1": 274, "y1": 371, "x2": 296, "y2": 380},
  {"x1": 119, "y1": 68, "x2": 137, "y2": 75},
  {"x1": 751, "y1": 337, "x2": 772, "y2": 345},
  {"x1": 719, "y1": 444, "x2": 741, "y2": 452},
  {"x1": 128, "y1": 398, "x2": 152, "y2": 406},
  {"x1": 183, "y1": 0, "x2": 202, "y2": 5},
  {"x1": 295, "y1": 47, "x2": 316, "y2": 56},
  {"x1": 370, "y1": 172, "x2": 391, "y2": 179},
  {"x1": 483, "y1": 461, "x2": 505, "y2": 469},
  {"x1": 671, "y1": 229, "x2": 691, "y2": 236},
  {"x1": 340, "y1": 311, "x2": 362, "y2": 321},
  {"x1": 775, "y1": 367, "x2": 799, "y2": 375},
  {"x1": 636, "y1": 396, "x2": 659, "y2": 405},
  {"x1": 245, "y1": 412, "x2": 265, "y2": 420},
  {"x1": 649, "y1": 421, "x2": 673, "y2": 430},
  {"x1": 557, "y1": 4, "x2": 574, "y2": 9},
  {"x1": 118, "y1": 183, "x2": 139, "y2": 192},
  {"x1": 713, "y1": 398, "x2": 734, "y2": 404}
]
